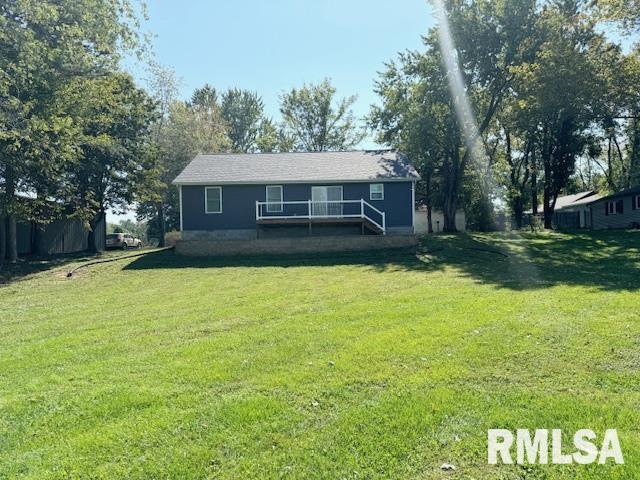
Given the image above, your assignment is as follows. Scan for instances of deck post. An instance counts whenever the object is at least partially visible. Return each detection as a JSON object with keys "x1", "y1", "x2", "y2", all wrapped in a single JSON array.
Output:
[
  {"x1": 382, "y1": 212, "x2": 386, "y2": 235},
  {"x1": 360, "y1": 198, "x2": 364, "y2": 218}
]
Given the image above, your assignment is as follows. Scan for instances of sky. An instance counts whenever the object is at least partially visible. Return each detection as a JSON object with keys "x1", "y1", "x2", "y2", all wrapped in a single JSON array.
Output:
[{"x1": 111, "y1": 0, "x2": 435, "y2": 223}]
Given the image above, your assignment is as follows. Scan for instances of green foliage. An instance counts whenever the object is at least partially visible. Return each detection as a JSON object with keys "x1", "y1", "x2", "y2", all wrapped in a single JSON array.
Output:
[
  {"x1": 280, "y1": 79, "x2": 365, "y2": 151},
  {"x1": 0, "y1": 0, "x2": 149, "y2": 259},
  {"x1": 108, "y1": 219, "x2": 148, "y2": 240},
  {"x1": 220, "y1": 88, "x2": 264, "y2": 153}
]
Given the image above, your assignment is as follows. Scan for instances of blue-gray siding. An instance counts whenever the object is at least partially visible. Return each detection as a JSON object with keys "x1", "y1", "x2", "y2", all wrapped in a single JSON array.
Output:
[
  {"x1": 590, "y1": 193, "x2": 640, "y2": 229},
  {"x1": 181, "y1": 182, "x2": 414, "y2": 232}
]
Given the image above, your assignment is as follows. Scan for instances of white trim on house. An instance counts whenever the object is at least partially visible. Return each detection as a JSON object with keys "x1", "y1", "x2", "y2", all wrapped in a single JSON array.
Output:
[
  {"x1": 369, "y1": 183, "x2": 384, "y2": 201},
  {"x1": 179, "y1": 185, "x2": 183, "y2": 231},
  {"x1": 265, "y1": 185, "x2": 283, "y2": 213},
  {"x1": 205, "y1": 186, "x2": 223, "y2": 214},
  {"x1": 635, "y1": 194, "x2": 640, "y2": 210}
]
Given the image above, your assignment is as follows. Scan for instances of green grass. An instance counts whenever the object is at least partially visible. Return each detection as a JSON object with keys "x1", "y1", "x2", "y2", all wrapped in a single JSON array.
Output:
[{"x1": 1, "y1": 231, "x2": 639, "y2": 479}]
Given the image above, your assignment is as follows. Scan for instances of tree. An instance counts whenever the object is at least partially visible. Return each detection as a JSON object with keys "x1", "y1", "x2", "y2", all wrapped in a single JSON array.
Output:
[
  {"x1": 220, "y1": 88, "x2": 265, "y2": 152},
  {"x1": 0, "y1": 0, "x2": 146, "y2": 261},
  {"x1": 138, "y1": 76, "x2": 229, "y2": 245},
  {"x1": 508, "y1": 1, "x2": 608, "y2": 227},
  {"x1": 279, "y1": 79, "x2": 364, "y2": 152},
  {"x1": 64, "y1": 73, "x2": 156, "y2": 252},
  {"x1": 371, "y1": 0, "x2": 538, "y2": 231}
]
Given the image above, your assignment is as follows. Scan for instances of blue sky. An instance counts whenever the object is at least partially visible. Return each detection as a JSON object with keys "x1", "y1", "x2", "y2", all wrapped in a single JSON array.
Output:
[
  {"x1": 112, "y1": 0, "x2": 435, "y2": 222},
  {"x1": 131, "y1": 0, "x2": 434, "y2": 148}
]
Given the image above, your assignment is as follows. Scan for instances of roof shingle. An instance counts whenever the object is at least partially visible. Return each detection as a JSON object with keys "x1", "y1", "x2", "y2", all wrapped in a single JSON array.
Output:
[{"x1": 172, "y1": 150, "x2": 420, "y2": 185}]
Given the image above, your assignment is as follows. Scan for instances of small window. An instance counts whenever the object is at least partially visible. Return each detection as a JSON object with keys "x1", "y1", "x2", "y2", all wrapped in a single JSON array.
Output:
[
  {"x1": 607, "y1": 201, "x2": 616, "y2": 215},
  {"x1": 635, "y1": 195, "x2": 640, "y2": 210},
  {"x1": 205, "y1": 187, "x2": 222, "y2": 214},
  {"x1": 266, "y1": 185, "x2": 283, "y2": 213},
  {"x1": 370, "y1": 183, "x2": 384, "y2": 201}
]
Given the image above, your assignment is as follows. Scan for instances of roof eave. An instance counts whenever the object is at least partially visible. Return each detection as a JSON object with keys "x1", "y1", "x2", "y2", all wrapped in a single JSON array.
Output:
[{"x1": 172, "y1": 176, "x2": 420, "y2": 186}]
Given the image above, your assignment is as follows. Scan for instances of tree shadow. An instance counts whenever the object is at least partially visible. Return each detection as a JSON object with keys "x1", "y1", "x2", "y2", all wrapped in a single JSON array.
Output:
[
  {"x1": 0, "y1": 252, "x2": 96, "y2": 285},
  {"x1": 418, "y1": 231, "x2": 640, "y2": 292},
  {"x1": 122, "y1": 231, "x2": 639, "y2": 292},
  {"x1": 123, "y1": 247, "x2": 429, "y2": 273}
]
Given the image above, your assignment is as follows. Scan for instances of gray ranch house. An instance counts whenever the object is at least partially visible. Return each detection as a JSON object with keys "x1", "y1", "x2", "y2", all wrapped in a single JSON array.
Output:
[
  {"x1": 172, "y1": 150, "x2": 420, "y2": 240},
  {"x1": 589, "y1": 185, "x2": 640, "y2": 230}
]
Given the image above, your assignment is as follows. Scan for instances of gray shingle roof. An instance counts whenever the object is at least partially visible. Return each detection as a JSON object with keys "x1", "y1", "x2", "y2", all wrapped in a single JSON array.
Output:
[{"x1": 172, "y1": 150, "x2": 420, "y2": 185}]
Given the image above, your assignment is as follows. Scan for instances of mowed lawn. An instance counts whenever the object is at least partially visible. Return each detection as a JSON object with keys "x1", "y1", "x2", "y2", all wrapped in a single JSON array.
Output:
[{"x1": 1, "y1": 232, "x2": 639, "y2": 479}]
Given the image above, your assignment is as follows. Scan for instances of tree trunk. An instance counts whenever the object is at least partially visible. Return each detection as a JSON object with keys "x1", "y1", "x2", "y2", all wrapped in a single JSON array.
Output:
[
  {"x1": 443, "y1": 196, "x2": 458, "y2": 232},
  {"x1": 442, "y1": 152, "x2": 460, "y2": 233},
  {"x1": 7, "y1": 215, "x2": 17, "y2": 263},
  {"x1": 530, "y1": 146, "x2": 538, "y2": 216},
  {"x1": 513, "y1": 197, "x2": 523, "y2": 229},
  {"x1": 5, "y1": 166, "x2": 18, "y2": 262},
  {"x1": 629, "y1": 114, "x2": 640, "y2": 186},
  {"x1": 86, "y1": 209, "x2": 104, "y2": 254},
  {"x1": 425, "y1": 171, "x2": 433, "y2": 234},
  {"x1": 156, "y1": 202, "x2": 166, "y2": 247},
  {"x1": 0, "y1": 216, "x2": 6, "y2": 262}
]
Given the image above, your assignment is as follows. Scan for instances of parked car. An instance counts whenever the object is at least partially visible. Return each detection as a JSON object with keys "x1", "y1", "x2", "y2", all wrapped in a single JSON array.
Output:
[{"x1": 106, "y1": 233, "x2": 142, "y2": 250}]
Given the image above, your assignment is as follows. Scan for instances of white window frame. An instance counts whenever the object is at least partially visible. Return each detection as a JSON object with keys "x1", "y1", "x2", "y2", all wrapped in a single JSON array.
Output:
[
  {"x1": 204, "y1": 186, "x2": 222, "y2": 214},
  {"x1": 607, "y1": 201, "x2": 616, "y2": 215},
  {"x1": 635, "y1": 195, "x2": 640, "y2": 210},
  {"x1": 265, "y1": 185, "x2": 283, "y2": 213},
  {"x1": 370, "y1": 183, "x2": 384, "y2": 201}
]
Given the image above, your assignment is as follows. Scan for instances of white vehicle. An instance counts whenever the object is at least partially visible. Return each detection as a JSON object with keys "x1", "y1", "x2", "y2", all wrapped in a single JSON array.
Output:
[{"x1": 106, "y1": 233, "x2": 142, "y2": 250}]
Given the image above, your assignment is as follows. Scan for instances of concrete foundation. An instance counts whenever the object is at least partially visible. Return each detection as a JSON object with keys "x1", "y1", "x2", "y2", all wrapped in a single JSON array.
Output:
[{"x1": 175, "y1": 234, "x2": 418, "y2": 257}]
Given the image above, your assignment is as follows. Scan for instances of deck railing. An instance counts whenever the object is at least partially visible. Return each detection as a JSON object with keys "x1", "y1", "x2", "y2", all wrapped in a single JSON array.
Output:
[{"x1": 256, "y1": 199, "x2": 386, "y2": 233}]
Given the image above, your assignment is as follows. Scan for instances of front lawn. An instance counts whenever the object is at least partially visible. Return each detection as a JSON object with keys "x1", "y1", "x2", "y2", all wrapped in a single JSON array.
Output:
[{"x1": 1, "y1": 231, "x2": 639, "y2": 479}]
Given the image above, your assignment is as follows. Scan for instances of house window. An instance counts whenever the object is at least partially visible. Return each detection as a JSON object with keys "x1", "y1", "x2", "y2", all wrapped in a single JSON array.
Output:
[
  {"x1": 266, "y1": 185, "x2": 283, "y2": 213},
  {"x1": 205, "y1": 187, "x2": 222, "y2": 214},
  {"x1": 634, "y1": 195, "x2": 640, "y2": 210},
  {"x1": 607, "y1": 199, "x2": 624, "y2": 215},
  {"x1": 370, "y1": 183, "x2": 384, "y2": 201}
]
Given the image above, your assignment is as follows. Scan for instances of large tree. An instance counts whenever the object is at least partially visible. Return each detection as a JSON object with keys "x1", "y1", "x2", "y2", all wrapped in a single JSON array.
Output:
[
  {"x1": 371, "y1": 0, "x2": 537, "y2": 231},
  {"x1": 65, "y1": 73, "x2": 157, "y2": 252},
  {"x1": 0, "y1": 0, "x2": 146, "y2": 261},
  {"x1": 279, "y1": 79, "x2": 364, "y2": 152}
]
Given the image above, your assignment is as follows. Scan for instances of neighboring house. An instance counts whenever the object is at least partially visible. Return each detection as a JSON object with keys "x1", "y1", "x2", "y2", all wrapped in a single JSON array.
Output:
[
  {"x1": 525, "y1": 191, "x2": 601, "y2": 229},
  {"x1": 172, "y1": 150, "x2": 420, "y2": 240},
  {"x1": 553, "y1": 190, "x2": 602, "y2": 229},
  {"x1": 589, "y1": 185, "x2": 640, "y2": 230}
]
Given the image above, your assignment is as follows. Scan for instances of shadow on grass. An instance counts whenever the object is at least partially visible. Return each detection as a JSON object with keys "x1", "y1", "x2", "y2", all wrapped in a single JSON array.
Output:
[
  {"x1": 124, "y1": 231, "x2": 640, "y2": 292},
  {"x1": 419, "y1": 230, "x2": 640, "y2": 292},
  {"x1": 0, "y1": 252, "x2": 98, "y2": 285},
  {"x1": 123, "y1": 247, "x2": 428, "y2": 273},
  {"x1": 0, "y1": 249, "x2": 156, "y2": 285}
]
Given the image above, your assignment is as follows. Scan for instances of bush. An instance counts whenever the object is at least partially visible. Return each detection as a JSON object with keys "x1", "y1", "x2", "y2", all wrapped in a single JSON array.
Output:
[{"x1": 164, "y1": 231, "x2": 182, "y2": 247}]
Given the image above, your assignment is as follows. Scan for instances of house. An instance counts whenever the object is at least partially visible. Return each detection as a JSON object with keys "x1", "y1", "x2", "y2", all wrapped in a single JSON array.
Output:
[
  {"x1": 589, "y1": 185, "x2": 640, "y2": 230},
  {"x1": 172, "y1": 150, "x2": 420, "y2": 240},
  {"x1": 525, "y1": 191, "x2": 601, "y2": 229},
  {"x1": 553, "y1": 190, "x2": 601, "y2": 229}
]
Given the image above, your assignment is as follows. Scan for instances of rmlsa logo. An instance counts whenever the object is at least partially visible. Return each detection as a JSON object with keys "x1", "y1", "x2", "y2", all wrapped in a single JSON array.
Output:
[{"x1": 488, "y1": 429, "x2": 624, "y2": 465}]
